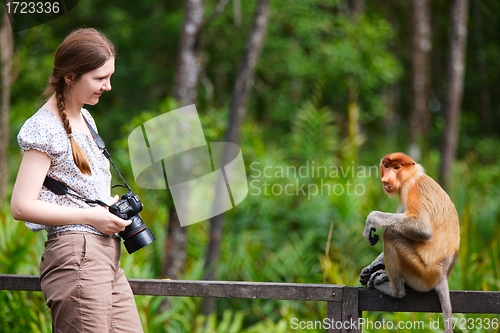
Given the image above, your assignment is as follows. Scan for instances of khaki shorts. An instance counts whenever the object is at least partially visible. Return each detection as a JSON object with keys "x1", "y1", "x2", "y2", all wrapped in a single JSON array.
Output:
[{"x1": 39, "y1": 231, "x2": 143, "y2": 333}]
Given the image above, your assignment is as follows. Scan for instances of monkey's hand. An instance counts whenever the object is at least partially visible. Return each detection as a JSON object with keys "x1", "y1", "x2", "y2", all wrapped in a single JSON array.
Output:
[
  {"x1": 364, "y1": 227, "x2": 379, "y2": 246},
  {"x1": 363, "y1": 224, "x2": 377, "y2": 246},
  {"x1": 363, "y1": 212, "x2": 383, "y2": 246}
]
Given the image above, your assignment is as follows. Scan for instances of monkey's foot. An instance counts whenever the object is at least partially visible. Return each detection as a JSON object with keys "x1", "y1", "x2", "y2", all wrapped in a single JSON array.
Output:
[
  {"x1": 359, "y1": 263, "x2": 386, "y2": 286},
  {"x1": 367, "y1": 269, "x2": 389, "y2": 289}
]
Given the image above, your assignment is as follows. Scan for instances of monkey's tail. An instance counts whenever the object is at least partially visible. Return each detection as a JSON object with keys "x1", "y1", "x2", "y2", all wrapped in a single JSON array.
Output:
[{"x1": 435, "y1": 278, "x2": 453, "y2": 333}]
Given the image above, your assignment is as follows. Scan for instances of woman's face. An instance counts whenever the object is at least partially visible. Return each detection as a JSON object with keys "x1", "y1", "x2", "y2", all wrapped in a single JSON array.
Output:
[{"x1": 67, "y1": 57, "x2": 115, "y2": 106}]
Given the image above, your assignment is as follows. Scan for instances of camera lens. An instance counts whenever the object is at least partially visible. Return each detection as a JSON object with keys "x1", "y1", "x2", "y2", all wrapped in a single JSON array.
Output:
[
  {"x1": 119, "y1": 214, "x2": 156, "y2": 254},
  {"x1": 123, "y1": 228, "x2": 155, "y2": 254}
]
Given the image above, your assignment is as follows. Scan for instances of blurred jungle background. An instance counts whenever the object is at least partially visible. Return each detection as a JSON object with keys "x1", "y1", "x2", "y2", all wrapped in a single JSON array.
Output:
[{"x1": 1, "y1": 0, "x2": 499, "y2": 332}]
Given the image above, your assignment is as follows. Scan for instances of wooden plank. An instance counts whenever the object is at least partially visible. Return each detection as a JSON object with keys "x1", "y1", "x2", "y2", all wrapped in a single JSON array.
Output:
[
  {"x1": 0, "y1": 274, "x2": 41, "y2": 291},
  {"x1": 128, "y1": 279, "x2": 345, "y2": 301},
  {"x1": 359, "y1": 288, "x2": 500, "y2": 314},
  {"x1": 2, "y1": 274, "x2": 499, "y2": 315},
  {"x1": 0, "y1": 274, "x2": 344, "y2": 302},
  {"x1": 341, "y1": 287, "x2": 361, "y2": 333}
]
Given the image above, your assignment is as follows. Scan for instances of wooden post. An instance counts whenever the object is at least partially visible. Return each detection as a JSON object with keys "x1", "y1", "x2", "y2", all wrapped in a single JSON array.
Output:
[
  {"x1": 341, "y1": 287, "x2": 361, "y2": 333},
  {"x1": 326, "y1": 287, "x2": 361, "y2": 333},
  {"x1": 327, "y1": 300, "x2": 343, "y2": 333},
  {"x1": 326, "y1": 286, "x2": 361, "y2": 333}
]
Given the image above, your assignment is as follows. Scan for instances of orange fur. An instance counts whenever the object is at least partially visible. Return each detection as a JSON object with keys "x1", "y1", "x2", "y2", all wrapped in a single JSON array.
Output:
[
  {"x1": 362, "y1": 153, "x2": 460, "y2": 333},
  {"x1": 379, "y1": 153, "x2": 459, "y2": 272}
]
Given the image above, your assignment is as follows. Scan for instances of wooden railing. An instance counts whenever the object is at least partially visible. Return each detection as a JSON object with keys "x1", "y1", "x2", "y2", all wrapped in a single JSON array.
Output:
[{"x1": 1, "y1": 274, "x2": 499, "y2": 332}]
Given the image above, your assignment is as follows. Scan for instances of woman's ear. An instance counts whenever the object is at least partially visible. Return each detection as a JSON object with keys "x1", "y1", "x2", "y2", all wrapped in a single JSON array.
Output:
[{"x1": 64, "y1": 73, "x2": 76, "y2": 86}]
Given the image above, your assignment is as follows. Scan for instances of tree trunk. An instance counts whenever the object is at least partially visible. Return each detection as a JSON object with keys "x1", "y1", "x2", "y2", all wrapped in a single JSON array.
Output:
[
  {"x1": 0, "y1": 14, "x2": 13, "y2": 204},
  {"x1": 163, "y1": 208, "x2": 187, "y2": 279},
  {"x1": 382, "y1": 84, "x2": 400, "y2": 141},
  {"x1": 203, "y1": 0, "x2": 271, "y2": 290},
  {"x1": 471, "y1": 1, "x2": 490, "y2": 133},
  {"x1": 345, "y1": 1, "x2": 365, "y2": 161},
  {"x1": 233, "y1": 0, "x2": 242, "y2": 28},
  {"x1": 173, "y1": 0, "x2": 204, "y2": 105},
  {"x1": 351, "y1": 0, "x2": 364, "y2": 18},
  {"x1": 163, "y1": 0, "x2": 205, "y2": 281},
  {"x1": 409, "y1": 0, "x2": 431, "y2": 162},
  {"x1": 439, "y1": 0, "x2": 469, "y2": 190},
  {"x1": 224, "y1": 0, "x2": 271, "y2": 145},
  {"x1": 201, "y1": 0, "x2": 270, "y2": 316}
]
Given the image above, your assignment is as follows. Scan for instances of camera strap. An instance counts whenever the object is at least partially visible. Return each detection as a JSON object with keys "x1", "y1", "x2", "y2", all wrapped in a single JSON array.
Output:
[
  {"x1": 82, "y1": 114, "x2": 132, "y2": 191},
  {"x1": 43, "y1": 112, "x2": 131, "y2": 203},
  {"x1": 43, "y1": 176, "x2": 109, "y2": 207}
]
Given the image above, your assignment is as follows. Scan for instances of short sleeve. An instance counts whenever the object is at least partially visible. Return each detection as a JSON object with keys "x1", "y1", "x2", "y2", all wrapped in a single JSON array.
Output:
[{"x1": 17, "y1": 110, "x2": 69, "y2": 161}]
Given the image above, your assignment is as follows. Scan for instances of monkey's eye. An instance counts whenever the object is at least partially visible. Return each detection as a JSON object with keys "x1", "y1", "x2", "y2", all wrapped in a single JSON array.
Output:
[
  {"x1": 384, "y1": 164, "x2": 389, "y2": 168},
  {"x1": 394, "y1": 166, "x2": 400, "y2": 170}
]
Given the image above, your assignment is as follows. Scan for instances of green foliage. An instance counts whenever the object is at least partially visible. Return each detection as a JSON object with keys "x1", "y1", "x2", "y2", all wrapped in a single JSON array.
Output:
[
  {"x1": 291, "y1": 102, "x2": 338, "y2": 164},
  {"x1": 3, "y1": 0, "x2": 500, "y2": 331},
  {"x1": 256, "y1": 0, "x2": 402, "y2": 125},
  {"x1": 0, "y1": 209, "x2": 51, "y2": 333}
]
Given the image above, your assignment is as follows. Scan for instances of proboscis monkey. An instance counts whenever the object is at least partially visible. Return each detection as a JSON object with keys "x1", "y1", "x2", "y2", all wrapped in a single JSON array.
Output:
[{"x1": 359, "y1": 152, "x2": 460, "y2": 333}]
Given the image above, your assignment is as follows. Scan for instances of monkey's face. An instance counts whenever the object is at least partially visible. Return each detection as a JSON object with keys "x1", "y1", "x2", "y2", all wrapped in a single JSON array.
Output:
[
  {"x1": 379, "y1": 153, "x2": 417, "y2": 196},
  {"x1": 380, "y1": 163, "x2": 401, "y2": 195}
]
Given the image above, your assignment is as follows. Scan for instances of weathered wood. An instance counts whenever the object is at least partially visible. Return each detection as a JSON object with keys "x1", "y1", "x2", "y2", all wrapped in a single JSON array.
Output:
[
  {"x1": 0, "y1": 274, "x2": 41, "y2": 292},
  {"x1": 341, "y1": 287, "x2": 360, "y2": 333},
  {"x1": 0, "y1": 275, "x2": 343, "y2": 302},
  {"x1": 327, "y1": 301, "x2": 342, "y2": 333},
  {"x1": 129, "y1": 279, "x2": 344, "y2": 301},
  {"x1": 358, "y1": 288, "x2": 500, "y2": 314},
  {"x1": 2, "y1": 275, "x2": 500, "y2": 317}
]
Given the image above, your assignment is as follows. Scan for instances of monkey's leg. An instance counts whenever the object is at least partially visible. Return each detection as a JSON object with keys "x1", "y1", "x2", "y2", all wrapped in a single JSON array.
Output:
[
  {"x1": 367, "y1": 232, "x2": 406, "y2": 298},
  {"x1": 359, "y1": 252, "x2": 385, "y2": 285},
  {"x1": 367, "y1": 267, "x2": 406, "y2": 298},
  {"x1": 435, "y1": 276, "x2": 454, "y2": 333}
]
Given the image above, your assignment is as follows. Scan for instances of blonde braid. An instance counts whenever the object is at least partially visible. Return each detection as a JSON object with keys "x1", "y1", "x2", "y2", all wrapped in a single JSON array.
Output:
[{"x1": 54, "y1": 84, "x2": 92, "y2": 175}]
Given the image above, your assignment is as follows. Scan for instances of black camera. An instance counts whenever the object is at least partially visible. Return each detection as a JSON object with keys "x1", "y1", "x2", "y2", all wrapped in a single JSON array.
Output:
[
  {"x1": 43, "y1": 175, "x2": 157, "y2": 254},
  {"x1": 108, "y1": 191, "x2": 156, "y2": 254}
]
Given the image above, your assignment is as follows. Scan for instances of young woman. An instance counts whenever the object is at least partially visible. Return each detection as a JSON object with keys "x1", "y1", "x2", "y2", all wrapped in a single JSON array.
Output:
[{"x1": 11, "y1": 28, "x2": 144, "y2": 332}]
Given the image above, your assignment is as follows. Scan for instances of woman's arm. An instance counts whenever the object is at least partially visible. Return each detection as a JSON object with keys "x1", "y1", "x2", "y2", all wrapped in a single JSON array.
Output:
[{"x1": 11, "y1": 149, "x2": 130, "y2": 235}]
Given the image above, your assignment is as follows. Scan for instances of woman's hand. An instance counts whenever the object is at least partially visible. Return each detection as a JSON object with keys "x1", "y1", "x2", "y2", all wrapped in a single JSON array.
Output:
[{"x1": 85, "y1": 195, "x2": 132, "y2": 235}]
